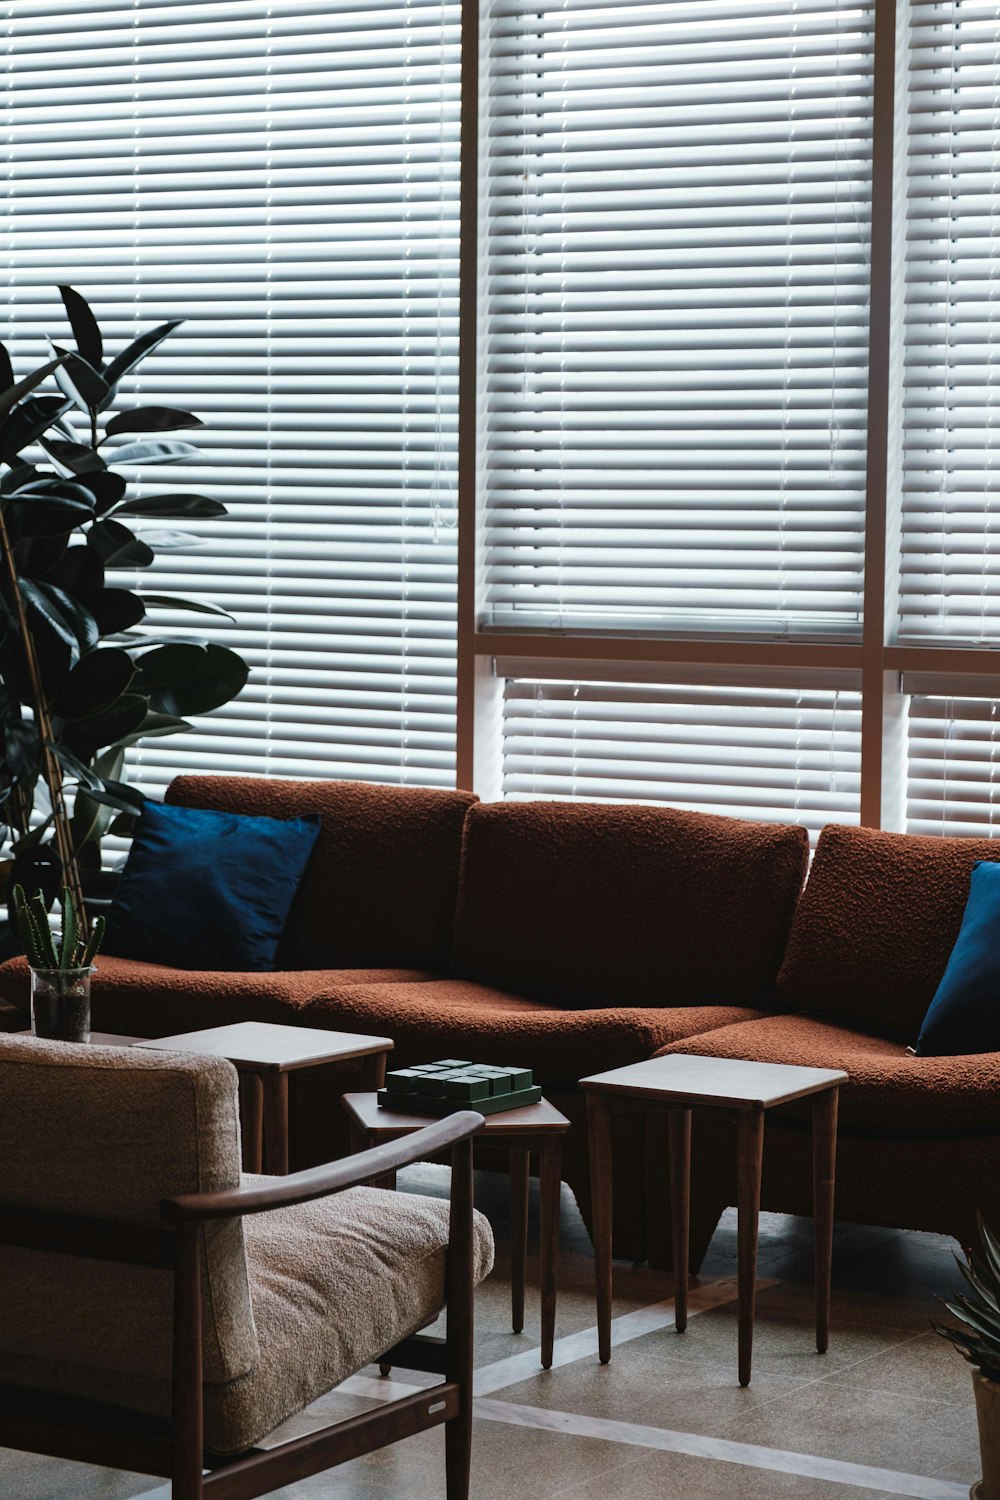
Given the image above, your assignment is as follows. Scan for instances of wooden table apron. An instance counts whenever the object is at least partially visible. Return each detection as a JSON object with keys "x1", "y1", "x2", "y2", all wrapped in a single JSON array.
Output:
[
  {"x1": 585, "y1": 1085, "x2": 841, "y2": 1386},
  {"x1": 344, "y1": 1096, "x2": 568, "y2": 1370}
]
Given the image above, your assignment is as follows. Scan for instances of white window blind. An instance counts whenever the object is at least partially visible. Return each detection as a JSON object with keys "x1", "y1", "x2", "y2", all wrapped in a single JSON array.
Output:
[
  {"x1": 502, "y1": 677, "x2": 862, "y2": 838},
  {"x1": 907, "y1": 693, "x2": 1000, "y2": 836},
  {"x1": 480, "y1": 0, "x2": 873, "y2": 637},
  {"x1": 900, "y1": 0, "x2": 1000, "y2": 641},
  {"x1": 2, "y1": 0, "x2": 460, "y2": 795}
]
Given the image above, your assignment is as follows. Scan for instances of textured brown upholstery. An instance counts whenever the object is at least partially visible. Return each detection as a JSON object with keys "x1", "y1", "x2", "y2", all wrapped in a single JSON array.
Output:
[
  {"x1": 656, "y1": 1014, "x2": 1000, "y2": 1137},
  {"x1": 0, "y1": 954, "x2": 434, "y2": 1034},
  {"x1": 167, "y1": 775, "x2": 476, "y2": 970},
  {"x1": 452, "y1": 800, "x2": 809, "y2": 1009},
  {"x1": 306, "y1": 979, "x2": 764, "y2": 1084},
  {"x1": 777, "y1": 822, "x2": 1000, "y2": 1041}
]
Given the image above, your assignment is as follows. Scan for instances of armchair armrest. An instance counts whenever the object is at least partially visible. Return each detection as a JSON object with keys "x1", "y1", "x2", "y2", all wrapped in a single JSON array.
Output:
[{"x1": 161, "y1": 1109, "x2": 485, "y2": 1223}]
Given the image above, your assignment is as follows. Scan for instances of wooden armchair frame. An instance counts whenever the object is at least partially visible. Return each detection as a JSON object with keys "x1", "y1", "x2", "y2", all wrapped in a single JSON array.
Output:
[{"x1": 0, "y1": 1109, "x2": 485, "y2": 1500}]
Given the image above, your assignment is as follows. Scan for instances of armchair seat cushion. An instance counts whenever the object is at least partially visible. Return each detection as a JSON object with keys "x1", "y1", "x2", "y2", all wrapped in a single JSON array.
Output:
[
  {"x1": 0, "y1": 955, "x2": 436, "y2": 1036},
  {"x1": 208, "y1": 1182, "x2": 494, "y2": 1455},
  {"x1": 305, "y1": 979, "x2": 766, "y2": 1085},
  {"x1": 655, "y1": 1014, "x2": 1000, "y2": 1138}
]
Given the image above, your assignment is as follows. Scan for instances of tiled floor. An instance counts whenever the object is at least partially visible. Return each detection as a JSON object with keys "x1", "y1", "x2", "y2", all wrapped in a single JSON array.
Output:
[{"x1": 0, "y1": 1166, "x2": 978, "y2": 1499}]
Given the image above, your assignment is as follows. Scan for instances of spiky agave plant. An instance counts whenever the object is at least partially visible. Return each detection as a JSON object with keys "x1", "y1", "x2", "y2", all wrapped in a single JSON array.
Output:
[
  {"x1": 934, "y1": 1213, "x2": 1000, "y2": 1382},
  {"x1": 13, "y1": 881, "x2": 104, "y2": 971}
]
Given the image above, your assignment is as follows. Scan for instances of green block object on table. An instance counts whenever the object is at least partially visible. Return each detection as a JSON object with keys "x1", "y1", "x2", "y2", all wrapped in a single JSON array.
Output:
[{"x1": 377, "y1": 1060, "x2": 543, "y2": 1116}]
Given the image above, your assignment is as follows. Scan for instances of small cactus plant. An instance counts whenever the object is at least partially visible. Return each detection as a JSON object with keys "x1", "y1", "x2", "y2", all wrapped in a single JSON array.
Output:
[{"x1": 13, "y1": 884, "x2": 104, "y2": 971}]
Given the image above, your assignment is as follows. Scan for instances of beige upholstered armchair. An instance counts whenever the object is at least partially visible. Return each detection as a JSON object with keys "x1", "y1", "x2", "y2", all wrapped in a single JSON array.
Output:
[{"x1": 0, "y1": 1035, "x2": 494, "y2": 1499}]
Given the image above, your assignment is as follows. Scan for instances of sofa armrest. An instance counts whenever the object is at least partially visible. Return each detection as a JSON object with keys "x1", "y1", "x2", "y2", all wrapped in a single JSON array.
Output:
[{"x1": 161, "y1": 1109, "x2": 485, "y2": 1223}]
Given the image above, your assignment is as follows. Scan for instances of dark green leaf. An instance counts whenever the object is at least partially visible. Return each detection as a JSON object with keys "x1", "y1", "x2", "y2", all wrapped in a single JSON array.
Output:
[
  {"x1": 52, "y1": 743, "x2": 101, "y2": 790},
  {"x1": 87, "y1": 518, "x2": 154, "y2": 570},
  {"x1": 107, "y1": 812, "x2": 136, "y2": 839},
  {"x1": 105, "y1": 407, "x2": 203, "y2": 437},
  {"x1": 101, "y1": 319, "x2": 183, "y2": 399},
  {"x1": 19, "y1": 578, "x2": 82, "y2": 665},
  {"x1": 0, "y1": 341, "x2": 14, "y2": 394},
  {"x1": 0, "y1": 395, "x2": 74, "y2": 463},
  {"x1": 58, "y1": 286, "x2": 103, "y2": 368},
  {"x1": 63, "y1": 692, "x2": 146, "y2": 758},
  {"x1": 43, "y1": 544, "x2": 102, "y2": 596},
  {"x1": 4, "y1": 721, "x2": 39, "y2": 777},
  {"x1": 52, "y1": 647, "x2": 137, "y2": 721},
  {"x1": 79, "y1": 586, "x2": 145, "y2": 636},
  {"x1": 76, "y1": 469, "x2": 126, "y2": 513},
  {"x1": 136, "y1": 529, "x2": 199, "y2": 552},
  {"x1": 6, "y1": 488, "x2": 94, "y2": 537},
  {"x1": 0, "y1": 356, "x2": 66, "y2": 422},
  {"x1": 27, "y1": 579, "x2": 99, "y2": 653},
  {"x1": 107, "y1": 709, "x2": 191, "y2": 750},
  {"x1": 85, "y1": 778, "x2": 146, "y2": 815},
  {"x1": 39, "y1": 436, "x2": 106, "y2": 476},
  {"x1": 72, "y1": 787, "x2": 116, "y2": 850},
  {"x1": 140, "y1": 592, "x2": 233, "y2": 620},
  {"x1": 49, "y1": 346, "x2": 110, "y2": 412},
  {"x1": 1, "y1": 463, "x2": 40, "y2": 497},
  {"x1": 106, "y1": 439, "x2": 199, "y2": 467},
  {"x1": 135, "y1": 642, "x2": 248, "y2": 716},
  {"x1": 114, "y1": 492, "x2": 225, "y2": 520},
  {"x1": 10, "y1": 814, "x2": 53, "y2": 855}
]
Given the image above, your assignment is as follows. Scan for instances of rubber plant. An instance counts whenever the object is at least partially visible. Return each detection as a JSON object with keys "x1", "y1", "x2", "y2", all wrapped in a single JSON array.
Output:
[{"x1": 0, "y1": 286, "x2": 248, "y2": 934}]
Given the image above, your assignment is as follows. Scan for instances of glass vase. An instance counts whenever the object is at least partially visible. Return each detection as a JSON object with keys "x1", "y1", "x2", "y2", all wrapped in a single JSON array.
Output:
[{"x1": 30, "y1": 966, "x2": 94, "y2": 1043}]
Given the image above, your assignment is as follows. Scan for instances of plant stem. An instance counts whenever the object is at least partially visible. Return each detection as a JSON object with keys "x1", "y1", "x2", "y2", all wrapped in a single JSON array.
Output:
[{"x1": 0, "y1": 502, "x2": 86, "y2": 928}]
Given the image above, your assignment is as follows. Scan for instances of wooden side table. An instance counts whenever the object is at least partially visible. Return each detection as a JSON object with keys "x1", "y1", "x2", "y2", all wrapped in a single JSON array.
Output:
[
  {"x1": 582, "y1": 1053, "x2": 847, "y2": 1386},
  {"x1": 343, "y1": 1091, "x2": 570, "y2": 1368},
  {"x1": 138, "y1": 1021, "x2": 393, "y2": 1175}
]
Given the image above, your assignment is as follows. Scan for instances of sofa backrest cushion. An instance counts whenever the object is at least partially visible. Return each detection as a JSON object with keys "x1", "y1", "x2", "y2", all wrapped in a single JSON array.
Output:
[
  {"x1": 0, "y1": 1034, "x2": 257, "y2": 1388},
  {"x1": 777, "y1": 822, "x2": 1000, "y2": 1041},
  {"x1": 167, "y1": 775, "x2": 477, "y2": 971},
  {"x1": 452, "y1": 800, "x2": 810, "y2": 1008}
]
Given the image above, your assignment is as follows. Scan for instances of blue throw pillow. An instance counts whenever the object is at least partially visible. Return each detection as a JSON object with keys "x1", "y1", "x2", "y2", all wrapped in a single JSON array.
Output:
[
  {"x1": 915, "y1": 860, "x2": 1000, "y2": 1056},
  {"x1": 104, "y1": 799, "x2": 321, "y2": 972}
]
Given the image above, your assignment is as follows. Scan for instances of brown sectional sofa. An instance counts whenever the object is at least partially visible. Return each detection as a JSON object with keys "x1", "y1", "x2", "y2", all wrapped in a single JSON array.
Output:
[{"x1": 1, "y1": 777, "x2": 997, "y2": 1267}]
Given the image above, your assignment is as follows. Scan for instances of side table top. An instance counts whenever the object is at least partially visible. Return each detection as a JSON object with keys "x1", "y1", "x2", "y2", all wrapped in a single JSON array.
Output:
[
  {"x1": 136, "y1": 1021, "x2": 393, "y2": 1071},
  {"x1": 343, "y1": 1090, "x2": 570, "y2": 1137},
  {"x1": 581, "y1": 1052, "x2": 847, "y2": 1110}
]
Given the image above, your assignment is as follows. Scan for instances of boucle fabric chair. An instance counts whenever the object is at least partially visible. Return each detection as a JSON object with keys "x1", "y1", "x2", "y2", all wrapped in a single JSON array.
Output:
[{"x1": 0, "y1": 1035, "x2": 494, "y2": 1499}]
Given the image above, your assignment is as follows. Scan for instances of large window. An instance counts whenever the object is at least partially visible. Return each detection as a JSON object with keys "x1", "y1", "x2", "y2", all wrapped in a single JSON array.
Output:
[
  {"x1": 6, "y1": 0, "x2": 1000, "y2": 844},
  {"x1": 479, "y1": 0, "x2": 874, "y2": 638},
  {"x1": 2, "y1": 0, "x2": 461, "y2": 795}
]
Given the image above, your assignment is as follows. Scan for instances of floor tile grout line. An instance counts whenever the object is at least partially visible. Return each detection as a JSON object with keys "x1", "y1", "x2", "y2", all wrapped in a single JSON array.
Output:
[
  {"x1": 338, "y1": 1374, "x2": 969, "y2": 1500},
  {"x1": 472, "y1": 1397, "x2": 971, "y2": 1500}
]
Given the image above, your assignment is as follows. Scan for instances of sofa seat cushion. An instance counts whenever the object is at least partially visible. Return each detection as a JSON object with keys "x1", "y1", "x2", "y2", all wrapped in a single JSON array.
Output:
[
  {"x1": 167, "y1": 775, "x2": 476, "y2": 971},
  {"x1": 777, "y1": 822, "x2": 1000, "y2": 1042},
  {"x1": 305, "y1": 979, "x2": 766, "y2": 1085},
  {"x1": 0, "y1": 956, "x2": 436, "y2": 1036},
  {"x1": 452, "y1": 800, "x2": 808, "y2": 1010},
  {"x1": 0, "y1": 1179, "x2": 495, "y2": 1458},
  {"x1": 655, "y1": 1014, "x2": 1000, "y2": 1138}
]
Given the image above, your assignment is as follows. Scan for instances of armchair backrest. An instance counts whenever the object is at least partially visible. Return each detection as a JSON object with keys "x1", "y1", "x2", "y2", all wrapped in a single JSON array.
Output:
[{"x1": 0, "y1": 1035, "x2": 259, "y2": 1391}]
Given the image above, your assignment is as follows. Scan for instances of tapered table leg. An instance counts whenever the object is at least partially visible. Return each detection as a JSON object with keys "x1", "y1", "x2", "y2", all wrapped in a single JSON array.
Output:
[
  {"x1": 262, "y1": 1071, "x2": 290, "y2": 1175},
  {"x1": 587, "y1": 1092, "x2": 614, "y2": 1364},
  {"x1": 813, "y1": 1085, "x2": 839, "y2": 1355},
  {"x1": 510, "y1": 1146, "x2": 530, "y2": 1335},
  {"x1": 737, "y1": 1107, "x2": 765, "y2": 1387},
  {"x1": 539, "y1": 1137, "x2": 562, "y2": 1368},
  {"x1": 238, "y1": 1073, "x2": 263, "y2": 1173},
  {"x1": 667, "y1": 1108, "x2": 692, "y2": 1333}
]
